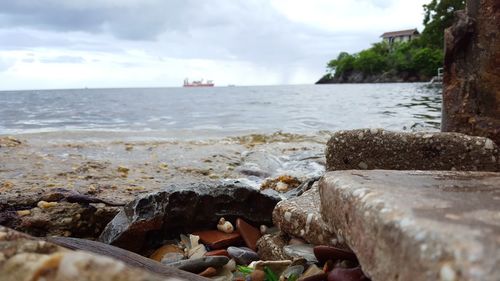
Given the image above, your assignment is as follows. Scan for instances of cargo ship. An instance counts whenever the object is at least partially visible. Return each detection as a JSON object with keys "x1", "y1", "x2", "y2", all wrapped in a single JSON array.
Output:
[{"x1": 183, "y1": 78, "x2": 214, "y2": 87}]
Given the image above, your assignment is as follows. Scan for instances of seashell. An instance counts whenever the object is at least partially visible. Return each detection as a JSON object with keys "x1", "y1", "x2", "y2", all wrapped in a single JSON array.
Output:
[{"x1": 217, "y1": 217, "x2": 234, "y2": 233}]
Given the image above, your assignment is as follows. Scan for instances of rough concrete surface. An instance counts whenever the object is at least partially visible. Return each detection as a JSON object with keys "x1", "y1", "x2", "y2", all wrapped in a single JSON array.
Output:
[
  {"x1": 325, "y1": 129, "x2": 499, "y2": 171},
  {"x1": 319, "y1": 170, "x2": 500, "y2": 281},
  {"x1": 273, "y1": 183, "x2": 342, "y2": 246},
  {"x1": 442, "y1": 0, "x2": 500, "y2": 145}
]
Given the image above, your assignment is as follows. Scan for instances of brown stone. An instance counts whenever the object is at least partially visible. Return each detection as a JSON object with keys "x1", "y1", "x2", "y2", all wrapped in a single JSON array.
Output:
[
  {"x1": 250, "y1": 269, "x2": 266, "y2": 281},
  {"x1": 325, "y1": 129, "x2": 499, "y2": 172},
  {"x1": 236, "y1": 218, "x2": 261, "y2": 251},
  {"x1": 192, "y1": 230, "x2": 242, "y2": 249},
  {"x1": 442, "y1": 0, "x2": 500, "y2": 145},
  {"x1": 256, "y1": 232, "x2": 290, "y2": 261},
  {"x1": 320, "y1": 170, "x2": 500, "y2": 281},
  {"x1": 273, "y1": 184, "x2": 342, "y2": 246},
  {"x1": 198, "y1": 267, "x2": 217, "y2": 277},
  {"x1": 204, "y1": 249, "x2": 229, "y2": 257},
  {"x1": 313, "y1": 246, "x2": 357, "y2": 264},
  {"x1": 150, "y1": 243, "x2": 184, "y2": 262}
]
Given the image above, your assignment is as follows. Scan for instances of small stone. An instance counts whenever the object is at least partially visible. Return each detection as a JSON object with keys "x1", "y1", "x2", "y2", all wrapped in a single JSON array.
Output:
[
  {"x1": 37, "y1": 201, "x2": 58, "y2": 209},
  {"x1": 204, "y1": 249, "x2": 229, "y2": 257},
  {"x1": 281, "y1": 265, "x2": 304, "y2": 279},
  {"x1": 150, "y1": 244, "x2": 184, "y2": 262},
  {"x1": 168, "y1": 256, "x2": 229, "y2": 273},
  {"x1": 198, "y1": 267, "x2": 217, "y2": 277},
  {"x1": 283, "y1": 244, "x2": 317, "y2": 263},
  {"x1": 313, "y1": 246, "x2": 357, "y2": 264},
  {"x1": 301, "y1": 264, "x2": 323, "y2": 278},
  {"x1": 192, "y1": 230, "x2": 242, "y2": 250},
  {"x1": 260, "y1": 225, "x2": 267, "y2": 235},
  {"x1": 327, "y1": 267, "x2": 369, "y2": 281},
  {"x1": 227, "y1": 246, "x2": 259, "y2": 265},
  {"x1": 251, "y1": 260, "x2": 292, "y2": 277},
  {"x1": 358, "y1": 162, "x2": 368, "y2": 170},
  {"x1": 117, "y1": 166, "x2": 129, "y2": 177},
  {"x1": 440, "y1": 263, "x2": 456, "y2": 281},
  {"x1": 223, "y1": 259, "x2": 236, "y2": 272},
  {"x1": 188, "y1": 244, "x2": 207, "y2": 259},
  {"x1": 256, "y1": 233, "x2": 290, "y2": 261},
  {"x1": 16, "y1": 210, "x2": 31, "y2": 216},
  {"x1": 217, "y1": 217, "x2": 234, "y2": 234},
  {"x1": 250, "y1": 269, "x2": 266, "y2": 281},
  {"x1": 236, "y1": 218, "x2": 261, "y2": 251},
  {"x1": 160, "y1": 253, "x2": 185, "y2": 265}
]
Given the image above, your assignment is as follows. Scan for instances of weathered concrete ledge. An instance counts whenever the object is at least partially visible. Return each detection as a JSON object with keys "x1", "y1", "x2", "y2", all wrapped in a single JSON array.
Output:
[
  {"x1": 319, "y1": 170, "x2": 500, "y2": 281},
  {"x1": 325, "y1": 129, "x2": 499, "y2": 172}
]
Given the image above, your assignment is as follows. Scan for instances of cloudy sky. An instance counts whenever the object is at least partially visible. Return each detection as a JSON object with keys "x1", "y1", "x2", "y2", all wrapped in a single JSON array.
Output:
[{"x1": 0, "y1": 0, "x2": 428, "y2": 90}]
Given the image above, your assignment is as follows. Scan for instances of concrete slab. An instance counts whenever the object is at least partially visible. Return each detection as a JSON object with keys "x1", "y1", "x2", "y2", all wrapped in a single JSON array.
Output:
[{"x1": 319, "y1": 170, "x2": 500, "y2": 281}]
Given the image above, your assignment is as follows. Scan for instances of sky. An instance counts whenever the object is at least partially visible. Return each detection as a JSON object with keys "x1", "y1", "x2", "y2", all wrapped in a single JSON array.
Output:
[{"x1": 0, "y1": 0, "x2": 429, "y2": 90}]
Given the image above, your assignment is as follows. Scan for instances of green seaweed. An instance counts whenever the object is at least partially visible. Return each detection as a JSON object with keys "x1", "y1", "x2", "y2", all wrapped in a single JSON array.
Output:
[{"x1": 264, "y1": 266, "x2": 278, "y2": 281}]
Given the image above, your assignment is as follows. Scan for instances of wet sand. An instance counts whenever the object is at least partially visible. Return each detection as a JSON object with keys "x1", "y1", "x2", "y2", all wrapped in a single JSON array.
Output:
[{"x1": 0, "y1": 131, "x2": 329, "y2": 208}]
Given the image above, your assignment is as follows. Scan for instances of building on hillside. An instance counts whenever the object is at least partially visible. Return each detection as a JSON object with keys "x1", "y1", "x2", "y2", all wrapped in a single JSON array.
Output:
[{"x1": 381, "y1": 29, "x2": 420, "y2": 44}]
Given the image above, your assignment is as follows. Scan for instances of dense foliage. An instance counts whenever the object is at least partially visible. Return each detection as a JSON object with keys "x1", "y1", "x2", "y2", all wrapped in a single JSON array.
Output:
[{"x1": 322, "y1": 0, "x2": 465, "y2": 82}]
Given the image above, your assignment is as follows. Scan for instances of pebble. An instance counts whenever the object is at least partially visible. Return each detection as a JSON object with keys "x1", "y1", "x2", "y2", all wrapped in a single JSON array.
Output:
[
  {"x1": 37, "y1": 201, "x2": 58, "y2": 209},
  {"x1": 193, "y1": 230, "x2": 242, "y2": 249},
  {"x1": 313, "y1": 246, "x2": 358, "y2": 264},
  {"x1": 227, "y1": 246, "x2": 259, "y2": 265},
  {"x1": 283, "y1": 244, "x2": 318, "y2": 263},
  {"x1": 168, "y1": 256, "x2": 229, "y2": 273},
  {"x1": 327, "y1": 267, "x2": 369, "y2": 281},
  {"x1": 236, "y1": 218, "x2": 261, "y2": 251},
  {"x1": 250, "y1": 269, "x2": 266, "y2": 281},
  {"x1": 150, "y1": 244, "x2": 184, "y2": 262},
  {"x1": 217, "y1": 217, "x2": 234, "y2": 234},
  {"x1": 198, "y1": 267, "x2": 217, "y2": 277},
  {"x1": 16, "y1": 210, "x2": 31, "y2": 216}
]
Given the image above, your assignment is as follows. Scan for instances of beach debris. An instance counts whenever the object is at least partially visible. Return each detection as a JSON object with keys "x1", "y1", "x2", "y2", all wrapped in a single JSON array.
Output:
[
  {"x1": 260, "y1": 175, "x2": 301, "y2": 192},
  {"x1": 217, "y1": 217, "x2": 234, "y2": 233}
]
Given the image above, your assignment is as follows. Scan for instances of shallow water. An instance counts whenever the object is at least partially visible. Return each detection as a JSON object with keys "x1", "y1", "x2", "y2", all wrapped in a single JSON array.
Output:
[{"x1": 0, "y1": 83, "x2": 441, "y2": 137}]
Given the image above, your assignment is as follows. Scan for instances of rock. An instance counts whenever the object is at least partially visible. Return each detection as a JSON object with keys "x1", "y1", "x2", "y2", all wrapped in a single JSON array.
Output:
[
  {"x1": 193, "y1": 230, "x2": 242, "y2": 250},
  {"x1": 99, "y1": 181, "x2": 279, "y2": 252},
  {"x1": 204, "y1": 249, "x2": 229, "y2": 257},
  {"x1": 256, "y1": 232, "x2": 290, "y2": 261},
  {"x1": 160, "y1": 252, "x2": 185, "y2": 265},
  {"x1": 320, "y1": 170, "x2": 500, "y2": 281},
  {"x1": 261, "y1": 175, "x2": 302, "y2": 192},
  {"x1": 250, "y1": 269, "x2": 266, "y2": 281},
  {"x1": 281, "y1": 265, "x2": 305, "y2": 279},
  {"x1": 168, "y1": 256, "x2": 229, "y2": 273},
  {"x1": 236, "y1": 218, "x2": 261, "y2": 251},
  {"x1": 299, "y1": 264, "x2": 326, "y2": 281},
  {"x1": 273, "y1": 184, "x2": 341, "y2": 246},
  {"x1": 325, "y1": 129, "x2": 499, "y2": 172},
  {"x1": 188, "y1": 244, "x2": 207, "y2": 259},
  {"x1": 327, "y1": 267, "x2": 369, "y2": 281},
  {"x1": 442, "y1": 0, "x2": 500, "y2": 145},
  {"x1": 0, "y1": 226, "x2": 207, "y2": 281},
  {"x1": 283, "y1": 244, "x2": 318, "y2": 263},
  {"x1": 150, "y1": 243, "x2": 184, "y2": 262},
  {"x1": 313, "y1": 246, "x2": 357, "y2": 264},
  {"x1": 198, "y1": 267, "x2": 217, "y2": 277},
  {"x1": 251, "y1": 260, "x2": 292, "y2": 277},
  {"x1": 227, "y1": 246, "x2": 260, "y2": 265}
]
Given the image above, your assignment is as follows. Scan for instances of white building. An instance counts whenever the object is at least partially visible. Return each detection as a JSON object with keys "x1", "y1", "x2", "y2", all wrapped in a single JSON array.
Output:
[{"x1": 381, "y1": 29, "x2": 420, "y2": 44}]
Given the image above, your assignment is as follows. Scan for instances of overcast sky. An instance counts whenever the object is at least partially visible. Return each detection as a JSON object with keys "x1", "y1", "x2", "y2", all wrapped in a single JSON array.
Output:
[{"x1": 0, "y1": 0, "x2": 428, "y2": 90}]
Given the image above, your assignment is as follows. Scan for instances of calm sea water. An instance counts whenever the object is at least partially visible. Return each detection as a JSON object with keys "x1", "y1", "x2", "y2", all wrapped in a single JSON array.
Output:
[{"x1": 0, "y1": 84, "x2": 441, "y2": 137}]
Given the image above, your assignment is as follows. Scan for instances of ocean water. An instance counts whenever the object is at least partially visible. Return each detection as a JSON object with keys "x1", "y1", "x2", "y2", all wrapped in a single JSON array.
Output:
[{"x1": 0, "y1": 83, "x2": 441, "y2": 137}]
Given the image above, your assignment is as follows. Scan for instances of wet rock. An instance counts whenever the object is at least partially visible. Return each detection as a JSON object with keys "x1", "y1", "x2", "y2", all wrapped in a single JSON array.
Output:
[
  {"x1": 0, "y1": 226, "x2": 207, "y2": 281},
  {"x1": 168, "y1": 256, "x2": 229, "y2": 273},
  {"x1": 283, "y1": 244, "x2": 318, "y2": 263},
  {"x1": 326, "y1": 129, "x2": 499, "y2": 171},
  {"x1": 193, "y1": 230, "x2": 242, "y2": 250},
  {"x1": 320, "y1": 170, "x2": 500, "y2": 281},
  {"x1": 314, "y1": 246, "x2": 357, "y2": 264},
  {"x1": 442, "y1": 0, "x2": 500, "y2": 145},
  {"x1": 227, "y1": 246, "x2": 260, "y2": 265},
  {"x1": 150, "y1": 243, "x2": 184, "y2": 262},
  {"x1": 99, "y1": 181, "x2": 279, "y2": 252},
  {"x1": 236, "y1": 218, "x2": 261, "y2": 251},
  {"x1": 273, "y1": 183, "x2": 340, "y2": 246},
  {"x1": 256, "y1": 232, "x2": 290, "y2": 261},
  {"x1": 327, "y1": 267, "x2": 369, "y2": 281},
  {"x1": 205, "y1": 249, "x2": 229, "y2": 257}
]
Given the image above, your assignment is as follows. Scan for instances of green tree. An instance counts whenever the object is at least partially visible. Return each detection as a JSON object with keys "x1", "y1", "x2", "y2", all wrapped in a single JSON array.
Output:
[
  {"x1": 353, "y1": 49, "x2": 387, "y2": 75},
  {"x1": 421, "y1": 0, "x2": 466, "y2": 48}
]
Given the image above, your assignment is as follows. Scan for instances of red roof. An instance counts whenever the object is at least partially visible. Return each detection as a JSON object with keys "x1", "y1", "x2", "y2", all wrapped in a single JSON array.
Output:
[{"x1": 380, "y1": 29, "x2": 419, "y2": 38}]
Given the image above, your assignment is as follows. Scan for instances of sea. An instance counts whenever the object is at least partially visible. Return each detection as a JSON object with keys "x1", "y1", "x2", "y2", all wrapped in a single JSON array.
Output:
[{"x1": 0, "y1": 83, "x2": 442, "y2": 138}]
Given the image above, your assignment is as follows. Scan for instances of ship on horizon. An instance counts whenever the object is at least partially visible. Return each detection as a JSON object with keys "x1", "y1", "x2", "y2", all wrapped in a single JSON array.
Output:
[{"x1": 183, "y1": 78, "x2": 214, "y2": 87}]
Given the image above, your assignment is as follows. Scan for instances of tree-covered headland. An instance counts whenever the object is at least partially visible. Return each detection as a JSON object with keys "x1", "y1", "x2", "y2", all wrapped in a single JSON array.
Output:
[{"x1": 317, "y1": 0, "x2": 465, "y2": 83}]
